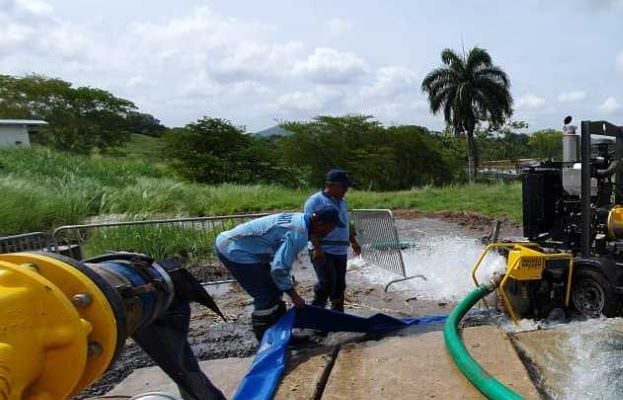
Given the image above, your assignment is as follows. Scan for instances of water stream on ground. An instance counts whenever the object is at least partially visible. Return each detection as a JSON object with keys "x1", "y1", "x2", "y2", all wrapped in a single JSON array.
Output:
[
  {"x1": 351, "y1": 217, "x2": 506, "y2": 301},
  {"x1": 353, "y1": 216, "x2": 623, "y2": 399}
]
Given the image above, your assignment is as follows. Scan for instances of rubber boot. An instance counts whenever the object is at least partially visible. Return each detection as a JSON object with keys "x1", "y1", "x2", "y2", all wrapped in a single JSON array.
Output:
[
  {"x1": 251, "y1": 301, "x2": 286, "y2": 341},
  {"x1": 330, "y1": 297, "x2": 345, "y2": 313}
]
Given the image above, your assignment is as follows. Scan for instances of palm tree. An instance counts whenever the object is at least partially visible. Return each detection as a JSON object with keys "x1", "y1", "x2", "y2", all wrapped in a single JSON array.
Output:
[{"x1": 421, "y1": 47, "x2": 513, "y2": 181}]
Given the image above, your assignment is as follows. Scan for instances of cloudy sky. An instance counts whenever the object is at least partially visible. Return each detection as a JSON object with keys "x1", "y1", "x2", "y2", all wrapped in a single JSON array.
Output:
[{"x1": 1, "y1": 0, "x2": 623, "y2": 131}]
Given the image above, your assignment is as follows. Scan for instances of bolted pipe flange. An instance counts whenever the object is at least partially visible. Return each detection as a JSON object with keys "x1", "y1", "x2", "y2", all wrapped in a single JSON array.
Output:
[
  {"x1": 87, "y1": 341, "x2": 103, "y2": 359},
  {"x1": 21, "y1": 263, "x2": 40, "y2": 273},
  {"x1": 72, "y1": 293, "x2": 93, "y2": 308}
]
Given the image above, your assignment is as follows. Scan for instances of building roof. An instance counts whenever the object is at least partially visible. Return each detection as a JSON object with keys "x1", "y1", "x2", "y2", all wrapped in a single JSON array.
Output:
[{"x1": 0, "y1": 119, "x2": 48, "y2": 126}]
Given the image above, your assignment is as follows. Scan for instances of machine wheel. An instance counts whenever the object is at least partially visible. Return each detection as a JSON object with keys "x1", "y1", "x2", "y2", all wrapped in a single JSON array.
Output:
[{"x1": 571, "y1": 269, "x2": 619, "y2": 318}]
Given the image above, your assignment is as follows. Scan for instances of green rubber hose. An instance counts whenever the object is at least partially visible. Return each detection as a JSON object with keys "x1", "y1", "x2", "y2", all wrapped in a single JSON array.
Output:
[{"x1": 443, "y1": 285, "x2": 524, "y2": 400}]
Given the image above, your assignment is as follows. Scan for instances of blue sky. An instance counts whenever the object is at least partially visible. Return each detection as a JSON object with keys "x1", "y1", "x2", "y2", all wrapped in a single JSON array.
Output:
[{"x1": 1, "y1": 0, "x2": 622, "y2": 131}]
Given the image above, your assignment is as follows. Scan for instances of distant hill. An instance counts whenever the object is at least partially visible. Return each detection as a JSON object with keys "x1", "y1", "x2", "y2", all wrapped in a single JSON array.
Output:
[{"x1": 253, "y1": 126, "x2": 293, "y2": 138}]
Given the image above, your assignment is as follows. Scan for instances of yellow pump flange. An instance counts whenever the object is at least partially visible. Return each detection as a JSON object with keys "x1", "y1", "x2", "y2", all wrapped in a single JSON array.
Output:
[{"x1": 0, "y1": 253, "x2": 118, "y2": 400}]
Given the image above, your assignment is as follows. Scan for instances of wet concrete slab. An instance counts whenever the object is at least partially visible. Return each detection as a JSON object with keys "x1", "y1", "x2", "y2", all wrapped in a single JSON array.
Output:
[
  {"x1": 96, "y1": 326, "x2": 537, "y2": 400},
  {"x1": 96, "y1": 349, "x2": 333, "y2": 399},
  {"x1": 275, "y1": 347, "x2": 334, "y2": 399},
  {"x1": 321, "y1": 326, "x2": 539, "y2": 400},
  {"x1": 101, "y1": 356, "x2": 253, "y2": 399},
  {"x1": 511, "y1": 319, "x2": 623, "y2": 399},
  {"x1": 511, "y1": 328, "x2": 568, "y2": 398}
]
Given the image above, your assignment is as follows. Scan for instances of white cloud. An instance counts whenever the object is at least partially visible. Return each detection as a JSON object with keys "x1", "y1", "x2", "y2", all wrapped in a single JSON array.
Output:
[
  {"x1": 276, "y1": 87, "x2": 343, "y2": 111},
  {"x1": 516, "y1": 94, "x2": 546, "y2": 110},
  {"x1": 0, "y1": 0, "x2": 91, "y2": 58},
  {"x1": 362, "y1": 66, "x2": 419, "y2": 98},
  {"x1": 324, "y1": 18, "x2": 352, "y2": 36},
  {"x1": 129, "y1": 7, "x2": 304, "y2": 82},
  {"x1": 293, "y1": 47, "x2": 367, "y2": 84},
  {"x1": 598, "y1": 97, "x2": 620, "y2": 113},
  {"x1": 15, "y1": 0, "x2": 52, "y2": 15},
  {"x1": 557, "y1": 90, "x2": 587, "y2": 103}
]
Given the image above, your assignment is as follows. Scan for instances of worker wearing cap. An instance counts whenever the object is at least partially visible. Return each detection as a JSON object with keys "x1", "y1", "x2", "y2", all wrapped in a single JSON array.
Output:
[
  {"x1": 215, "y1": 207, "x2": 343, "y2": 340},
  {"x1": 304, "y1": 169, "x2": 361, "y2": 312}
]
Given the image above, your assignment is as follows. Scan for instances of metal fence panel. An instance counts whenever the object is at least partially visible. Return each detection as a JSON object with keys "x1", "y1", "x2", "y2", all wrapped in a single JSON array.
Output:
[
  {"x1": 52, "y1": 213, "x2": 269, "y2": 284},
  {"x1": 0, "y1": 232, "x2": 52, "y2": 254},
  {"x1": 351, "y1": 209, "x2": 406, "y2": 277}
]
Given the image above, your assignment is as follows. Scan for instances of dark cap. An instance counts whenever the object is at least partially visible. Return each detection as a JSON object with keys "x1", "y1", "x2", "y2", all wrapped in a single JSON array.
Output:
[
  {"x1": 313, "y1": 205, "x2": 345, "y2": 227},
  {"x1": 325, "y1": 168, "x2": 353, "y2": 186}
]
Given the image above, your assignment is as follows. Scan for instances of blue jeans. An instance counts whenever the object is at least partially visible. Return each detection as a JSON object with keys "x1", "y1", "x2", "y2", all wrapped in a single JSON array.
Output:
[
  {"x1": 216, "y1": 251, "x2": 283, "y2": 311},
  {"x1": 311, "y1": 252, "x2": 347, "y2": 310}
]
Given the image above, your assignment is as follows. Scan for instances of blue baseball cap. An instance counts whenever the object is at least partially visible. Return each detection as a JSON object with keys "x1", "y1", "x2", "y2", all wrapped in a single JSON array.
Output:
[
  {"x1": 313, "y1": 205, "x2": 345, "y2": 227},
  {"x1": 325, "y1": 168, "x2": 354, "y2": 186}
]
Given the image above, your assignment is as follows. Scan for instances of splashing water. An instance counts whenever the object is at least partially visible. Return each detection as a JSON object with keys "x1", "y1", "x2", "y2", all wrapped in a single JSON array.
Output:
[
  {"x1": 352, "y1": 234, "x2": 506, "y2": 301},
  {"x1": 513, "y1": 318, "x2": 623, "y2": 399}
]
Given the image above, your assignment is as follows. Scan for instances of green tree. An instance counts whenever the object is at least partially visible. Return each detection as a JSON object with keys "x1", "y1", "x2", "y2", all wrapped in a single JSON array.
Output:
[
  {"x1": 163, "y1": 118, "x2": 251, "y2": 183},
  {"x1": 125, "y1": 112, "x2": 167, "y2": 136},
  {"x1": 281, "y1": 115, "x2": 383, "y2": 186},
  {"x1": 163, "y1": 117, "x2": 299, "y2": 185},
  {"x1": 0, "y1": 74, "x2": 137, "y2": 153},
  {"x1": 477, "y1": 120, "x2": 531, "y2": 161},
  {"x1": 281, "y1": 115, "x2": 459, "y2": 190},
  {"x1": 529, "y1": 129, "x2": 562, "y2": 160},
  {"x1": 421, "y1": 47, "x2": 513, "y2": 181}
]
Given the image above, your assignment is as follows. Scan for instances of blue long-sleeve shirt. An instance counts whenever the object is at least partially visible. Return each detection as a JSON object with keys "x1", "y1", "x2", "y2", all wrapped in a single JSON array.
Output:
[
  {"x1": 304, "y1": 191, "x2": 350, "y2": 255},
  {"x1": 215, "y1": 213, "x2": 311, "y2": 291}
]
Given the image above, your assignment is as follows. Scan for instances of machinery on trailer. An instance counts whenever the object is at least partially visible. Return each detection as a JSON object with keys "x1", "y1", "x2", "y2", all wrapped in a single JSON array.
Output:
[{"x1": 473, "y1": 117, "x2": 623, "y2": 321}]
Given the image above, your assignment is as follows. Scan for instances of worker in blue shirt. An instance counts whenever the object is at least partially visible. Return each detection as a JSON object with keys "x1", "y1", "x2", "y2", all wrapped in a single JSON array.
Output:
[
  {"x1": 215, "y1": 206, "x2": 343, "y2": 340},
  {"x1": 304, "y1": 169, "x2": 361, "y2": 312}
]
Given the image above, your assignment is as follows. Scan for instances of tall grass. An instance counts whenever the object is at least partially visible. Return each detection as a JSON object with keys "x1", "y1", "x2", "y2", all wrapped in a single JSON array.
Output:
[{"x1": 0, "y1": 147, "x2": 521, "y2": 235}]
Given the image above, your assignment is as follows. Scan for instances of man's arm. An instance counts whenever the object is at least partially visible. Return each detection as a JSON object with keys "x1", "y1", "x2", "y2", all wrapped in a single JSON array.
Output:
[
  {"x1": 304, "y1": 194, "x2": 325, "y2": 261},
  {"x1": 349, "y1": 220, "x2": 361, "y2": 256},
  {"x1": 271, "y1": 232, "x2": 306, "y2": 307}
]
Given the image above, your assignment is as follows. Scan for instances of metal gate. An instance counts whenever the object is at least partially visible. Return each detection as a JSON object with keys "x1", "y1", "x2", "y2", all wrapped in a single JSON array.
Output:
[
  {"x1": 51, "y1": 214, "x2": 268, "y2": 284},
  {"x1": 351, "y1": 209, "x2": 425, "y2": 291},
  {"x1": 0, "y1": 232, "x2": 52, "y2": 254},
  {"x1": 3, "y1": 210, "x2": 424, "y2": 289}
]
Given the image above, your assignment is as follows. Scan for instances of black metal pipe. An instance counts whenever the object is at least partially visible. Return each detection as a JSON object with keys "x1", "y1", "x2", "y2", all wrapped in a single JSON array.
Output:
[
  {"x1": 617, "y1": 126, "x2": 623, "y2": 204},
  {"x1": 581, "y1": 120, "x2": 592, "y2": 256}
]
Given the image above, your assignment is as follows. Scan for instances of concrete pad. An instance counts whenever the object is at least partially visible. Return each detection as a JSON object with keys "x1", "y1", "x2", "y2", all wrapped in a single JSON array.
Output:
[
  {"x1": 97, "y1": 326, "x2": 537, "y2": 400},
  {"x1": 322, "y1": 326, "x2": 539, "y2": 400},
  {"x1": 511, "y1": 329, "x2": 567, "y2": 397},
  {"x1": 99, "y1": 350, "x2": 332, "y2": 399},
  {"x1": 103, "y1": 357, "x2": 253, "y2": 399},
  {"x1": 275, "y1": 348, "x2": 334, "y2": 399}
]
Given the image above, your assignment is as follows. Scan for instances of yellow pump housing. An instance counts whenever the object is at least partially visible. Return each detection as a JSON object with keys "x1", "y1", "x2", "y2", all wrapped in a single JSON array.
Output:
[
  {"x1": 0, "y1": 253, "x2": 119, "y2": 400},
  {"x1": 471, "y1": 243, "x2": 574, "y2": 324}
]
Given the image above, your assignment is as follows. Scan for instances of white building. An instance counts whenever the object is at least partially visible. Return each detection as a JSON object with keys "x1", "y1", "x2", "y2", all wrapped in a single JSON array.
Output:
[{"x1": 0, "y1": 119, "x2": 48, "y2": 147}]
